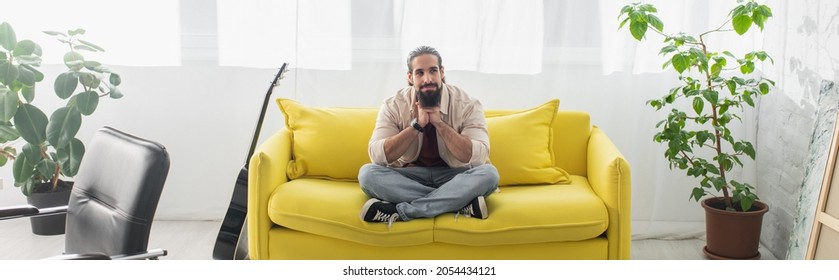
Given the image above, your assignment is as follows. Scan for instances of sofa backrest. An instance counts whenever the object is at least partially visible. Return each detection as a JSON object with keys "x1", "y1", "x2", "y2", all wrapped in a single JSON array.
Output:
[{"x1": 278, "y1": 99, "x2": 591, "y2": 182}]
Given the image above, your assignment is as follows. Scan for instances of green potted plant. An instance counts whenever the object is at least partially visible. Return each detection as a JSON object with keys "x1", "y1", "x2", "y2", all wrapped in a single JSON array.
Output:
[
  {"x1": 618, "y1": 1, "x2": 774, "y2": 259},
  {"x1": 0, "y1": 22, "x2": 123, "y2": 235}
]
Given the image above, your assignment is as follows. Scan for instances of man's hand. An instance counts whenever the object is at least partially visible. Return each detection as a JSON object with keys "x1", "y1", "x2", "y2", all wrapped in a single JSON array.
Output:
[{"x1": 415, "y1": 102, "x2": 442, "y2": 127}]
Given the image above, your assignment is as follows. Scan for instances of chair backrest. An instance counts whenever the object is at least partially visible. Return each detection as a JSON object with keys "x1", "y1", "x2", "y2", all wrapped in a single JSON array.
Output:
[{"x1": 64, "y1": 126, "x2": 170, "y2": 256}]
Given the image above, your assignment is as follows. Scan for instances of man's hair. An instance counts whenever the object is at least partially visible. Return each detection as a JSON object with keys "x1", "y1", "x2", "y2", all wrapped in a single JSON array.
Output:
[{"x1": 407, "y1": 46, "x2": 445, "y2": 85}]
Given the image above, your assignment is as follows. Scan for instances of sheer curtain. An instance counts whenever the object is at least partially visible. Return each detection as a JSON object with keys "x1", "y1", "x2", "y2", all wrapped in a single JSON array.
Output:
[
  {"x1": 0, "y1": 1, "x2": 795, "y2": 241},
  {"x1": 212, "y1": 0, "x2": 769, "y2": 239},
  {"x1": 1, "y1": 0, "x2": 180, "y2": 66}
]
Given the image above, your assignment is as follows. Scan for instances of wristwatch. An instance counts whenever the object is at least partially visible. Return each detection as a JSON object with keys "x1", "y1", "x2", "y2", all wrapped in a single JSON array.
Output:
[{"x1": 410, "y1": 118, "x2": 425, "y2": 133}]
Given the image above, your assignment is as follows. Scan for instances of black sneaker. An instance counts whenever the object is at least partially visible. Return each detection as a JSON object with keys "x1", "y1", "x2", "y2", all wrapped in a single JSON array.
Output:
[
  {"x1": 457, "y1": 196, "x2": 488, "y2": 219},
  {"x1": 360, "y1": 198, "x2": 401, "y2": 228}
]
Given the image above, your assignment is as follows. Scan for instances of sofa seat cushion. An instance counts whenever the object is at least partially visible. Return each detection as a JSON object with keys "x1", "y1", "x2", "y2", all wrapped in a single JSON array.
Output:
[
  {"x1": 433, "y1": 175, "x2": 608, "y2": 246},
  {"x1": 267, "y1": 179, "x2": 434, "y2": 247}
]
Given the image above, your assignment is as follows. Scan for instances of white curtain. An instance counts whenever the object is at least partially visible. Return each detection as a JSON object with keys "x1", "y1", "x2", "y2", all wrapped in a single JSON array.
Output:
[
  {"x1": 1, "y1": 0, "x2": 181, "y2": 66},
  {"x1": 4, "y1": 1, "x2": 826, "y2": 248},
  {"x1": 216, "y1": 0, "x2": 352, "y2": 70}
]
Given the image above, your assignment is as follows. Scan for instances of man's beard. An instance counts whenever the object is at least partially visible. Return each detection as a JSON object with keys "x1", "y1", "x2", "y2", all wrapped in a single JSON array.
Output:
[{"x1": 417, "y1": 83, "x2": 441, "y2": 108}]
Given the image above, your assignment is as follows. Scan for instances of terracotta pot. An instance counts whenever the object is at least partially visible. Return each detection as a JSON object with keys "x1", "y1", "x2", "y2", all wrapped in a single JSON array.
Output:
[
  {"x1": 26, "y1": 181, "x2": 73, "y2": 236},
  {"x1": 701, "y1": 197, "x2": 769, "y2": 260}
]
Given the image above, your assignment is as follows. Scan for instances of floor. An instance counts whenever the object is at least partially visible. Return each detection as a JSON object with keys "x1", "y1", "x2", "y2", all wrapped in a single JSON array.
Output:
[{"x1": 0, "y1": 218, "x2": 777, "y2": 260}]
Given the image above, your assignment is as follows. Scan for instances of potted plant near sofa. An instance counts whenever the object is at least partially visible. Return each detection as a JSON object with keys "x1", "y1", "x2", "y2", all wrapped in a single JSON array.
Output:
[
  {"x1": 618, "y1": 1, "x2": 774, "y2": 259},
  {"x1": 0, "y1": 22, "x2": 123, "y2": 235}
]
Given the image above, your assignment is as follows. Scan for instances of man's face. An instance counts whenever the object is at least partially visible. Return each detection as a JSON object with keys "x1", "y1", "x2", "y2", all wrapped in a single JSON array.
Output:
[{"x1": 408, "y1": 54, "x2": 444, "y2": 108}]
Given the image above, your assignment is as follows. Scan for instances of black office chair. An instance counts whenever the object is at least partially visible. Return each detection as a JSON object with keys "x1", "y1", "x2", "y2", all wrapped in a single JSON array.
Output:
[{"x1": 0, "y1": 126, "x2": 170, "y2": 260}]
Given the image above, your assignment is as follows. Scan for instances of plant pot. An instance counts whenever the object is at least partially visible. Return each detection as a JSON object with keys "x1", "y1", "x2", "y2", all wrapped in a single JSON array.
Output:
[
  {"x1": 26, "y1": 181, "x2": 73, "y2": 236},
  {"x1": 701, "y1": 197, "x2": 769, "y2": 260}
]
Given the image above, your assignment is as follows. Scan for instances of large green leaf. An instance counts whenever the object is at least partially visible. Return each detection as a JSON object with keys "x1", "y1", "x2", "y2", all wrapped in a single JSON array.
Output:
[
  {"x1": 12, "y1": 103, "x2": 48, "y2": 144},
  {"x1": 629, "y1": 20, "x2": 648, "y2": 41},
  {"x1": 0, "y1": 124, "x2": 20, "y2": 141},
  {"x1": 63, "y1": 51, "x2": 84, "y2": 71},
  {"x1": 78, "y1": 72, "x2": 100, "y2": 88},
  {"x1": 21, "y1": 65, "x2": 43, "y2": 83},
  {"x1": 0, "y1": 22, "x2": 16, "y2": 52},
  {"x1": 0, "y1": 88, "x2": 19, "y2": 121},
  {"x1": 0, "y1": 61, "x2": 19, "y2": 85},
  {"x1": 12, "y1": 40, "x2": 41, "y2": 57},
  {"x1": 59, "y1": 138, "x2": 84, "y2": 177},
  {"x1": 17, "y1": 65, "x2": 35, "y2": 86},
  {"x1": 74, "y1": 91, "x2": 99, "y2": 116},
  {"x1": 54, "y1": 72, "x2": 78, "y2": 99},
  {"x1": 21, "y1": 84, "x2": 35, "y2": 102},
  {"x1": 12, "y1": 151, "x2": 35, "y2": 184},
  {"x1": 36, "y1": 158, "x2": 58, "y2": 179},
  {"x1": 21, "y1": 142, "x2": 41, "y2": 163},
  {"x1": 732, "y1": 15, "x2": 753, "y2": 35},
  {"x1": 671, "y1": 53, "x2": 690, "y2": 74},
  {"x1": 47, "y1": 106, "x2": 82, "y2": 149}
]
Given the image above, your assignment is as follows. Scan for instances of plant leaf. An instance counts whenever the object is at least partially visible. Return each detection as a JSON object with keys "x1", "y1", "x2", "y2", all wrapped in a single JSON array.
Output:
[
  {"x1": 21, "y1": 85, "x2": 35, "y2": 103},
  {"x1": 54, "y1": 72, "x2": 78, "y2": 99},
  {"x1": 12, "y1": 40, "x2": 41, "y2": 57},
  {"x1": 77, "y1": 39, "x2": 105, "y2": 52},
  {"x1": 36, "y1": 158, "x2": 58, "y2": 179},
  {"x1": 0, "y1": 61, "x2": 20, "y2": 85},
  {"x1": 21, "y1": 142, "x2": 41, "y2": 164},
  {"x1": 629, "y1": 20, "x2": 648, "y2": 41},
  {"x1": 692, "y1": 97, "x2": 704, "y2": 115},
  {"x1": 671, "y1": 53, "x2": 690, "y2": 74},
  {"x1": 647, "y1": 14, "x2": 664, "y2": 32},
  {"x1": 42, "y1": 30, "x2": 67, "y2": 37},
  {"x1": 109, "y1": 73, "x2": 121, "y2": 86},
  {"x1": 0, "y1": 124, "x2": 20, "y2": 141},
  {"x1": 46, "y1": 106, "x2": 82, "y2": 149},
  {"x1": 732, "y1": 15, "x2": 753, "y2": 35},
  {"x1": 75, "y1": 91, "x2": 99, "y2": 116},
  {"x1": 16, "y1": 65, "x2": 35, "y2": 86},
  {"x1": 0, "y1": 22, "x2": 17, "y2": 52},
  {"x1": 59, "y1": 138, "x2": 84, "y2": 177},
  {"x1": 12, "y1": 103, "x2": 48, "y2": 144},
  {"x1": 0, "y1": 88, "x2": 19, "y2": 122},
  {"x1": 12, "y1": 151, "x2": 35, "y2": 184},
  {"x1": 63, "y1": 51, "x2": 84, "y2": 71},
  {"x1": 78, "y1": 72, "x2": 100, "y2": 88}
]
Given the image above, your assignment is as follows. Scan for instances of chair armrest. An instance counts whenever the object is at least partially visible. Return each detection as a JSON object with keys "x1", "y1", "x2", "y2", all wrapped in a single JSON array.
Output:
[
  {"x1": 110, "y1": 248, "x2": 168, "y2": 260},
  {"x1": 587, "y1": 126, "x2": 631, "y2": 259},
  {"x1": 45, "y1": 253, "x2": 111, "y2": 260},
  {"x1": 0, "y1": 205, "x2": 67, "y2": 221},
  {"x1": 44, "y1": 248, "x2": 167, "y2": 260},
  {"x1": 248, "y1": 128, "x2": 292, "y2": 260},
  {"x1": 0, "y1": 205, "x2": 39, "y2": 220}
]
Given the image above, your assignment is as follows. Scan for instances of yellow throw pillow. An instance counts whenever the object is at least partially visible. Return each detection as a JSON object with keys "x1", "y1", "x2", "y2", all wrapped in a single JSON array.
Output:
[
  {"x1": 486, "y1": 99, "x2": 571, "y2": 186},
  {"x1": 277, "y1": 98, "x2": 378, "y2": 180}
]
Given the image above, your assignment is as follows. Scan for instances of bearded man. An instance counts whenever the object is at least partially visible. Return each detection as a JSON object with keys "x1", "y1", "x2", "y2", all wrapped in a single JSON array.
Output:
[{"x1": 358, "y1": 46, "x2": 500, "y2": 227}]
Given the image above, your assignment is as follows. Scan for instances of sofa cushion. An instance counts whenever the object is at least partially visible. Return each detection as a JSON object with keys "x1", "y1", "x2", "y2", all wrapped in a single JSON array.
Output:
[
  {"x1": 433, "y1": 175, "x2": 608, "y2": 246},
  {"x1": 276, "y1": 99, "x2": 377, "y2": 180},
  {"x1": 485, "y1": 99, "x2": 571, "y2": 186},
  {"x1": 267, "y1": 179, "x2": 435, "y2": 247}
]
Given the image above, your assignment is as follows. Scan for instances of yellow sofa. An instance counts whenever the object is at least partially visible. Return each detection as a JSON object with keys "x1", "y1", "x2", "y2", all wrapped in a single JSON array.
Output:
[{"x1": 247, "y1": 99, "x2": 631, "y2": 259}]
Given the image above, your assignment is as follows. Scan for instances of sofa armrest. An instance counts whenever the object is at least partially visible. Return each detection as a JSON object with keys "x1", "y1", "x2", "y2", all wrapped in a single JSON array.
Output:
[
  {"x1": 248, "y1": 128, "x2": 292, "y2": 260},
  {"x1": 587, "y1": 126, "x2": 632, "y2": 260}
]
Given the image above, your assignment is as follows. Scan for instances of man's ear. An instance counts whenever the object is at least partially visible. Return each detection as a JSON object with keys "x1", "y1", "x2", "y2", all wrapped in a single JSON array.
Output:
[
  {"x1": 440, "y1": 66, "x2": 445, "y2": 82},
  {"x1": 406, "y1": 71, "x2": 413, "y2": 86}
]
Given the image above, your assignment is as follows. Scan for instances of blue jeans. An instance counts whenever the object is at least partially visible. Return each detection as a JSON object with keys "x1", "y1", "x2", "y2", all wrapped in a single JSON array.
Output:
[{"x1": 358, "y1": 163, "x2": 499, "y2": 221}]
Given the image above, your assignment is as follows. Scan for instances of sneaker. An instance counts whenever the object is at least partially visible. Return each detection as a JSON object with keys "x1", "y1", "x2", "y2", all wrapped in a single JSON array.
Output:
[
  {"x1": 360, "y1": 198, "x2": 401, "y2": 228},
  {"x1": 456, "y1": 196, "x2": 488, "y2": 220}
]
